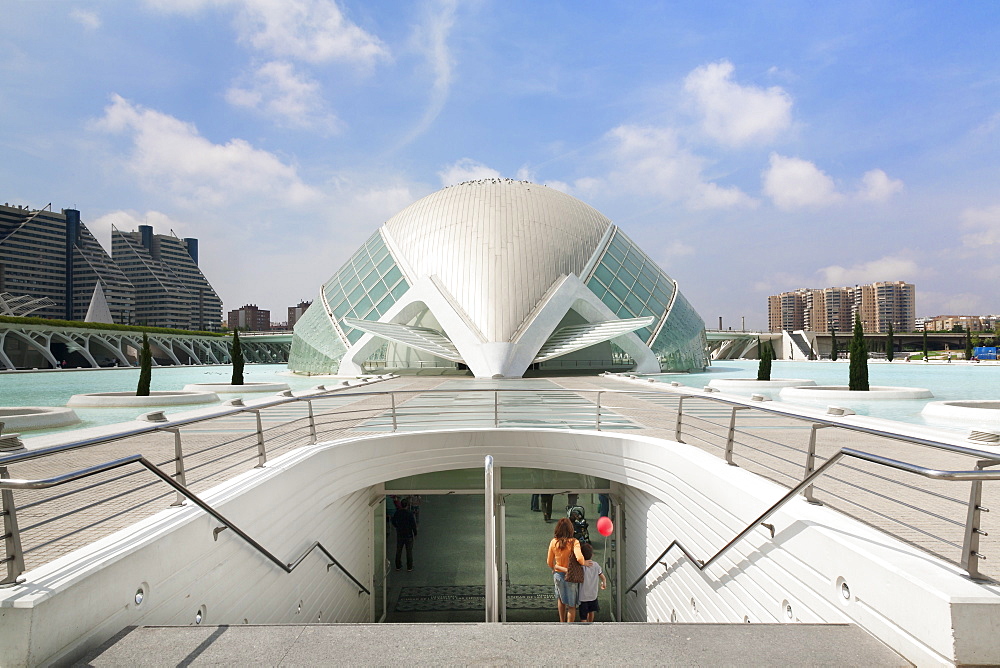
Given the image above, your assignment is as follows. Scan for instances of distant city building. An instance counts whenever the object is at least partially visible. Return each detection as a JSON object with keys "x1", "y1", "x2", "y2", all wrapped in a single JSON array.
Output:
[
  {"x1": 287, "y1": 300, "x2": 312, "y2": 328},
  {"x1": 923, "y1": 314, "x2": 999, "y2": 332},
  {"x1": 0, "y1": 203, "x2": 134, "y2": 324},
  {"x1": 768, "y1": 281, "x2": 915, "y2": 333},
  {"x1": 228, "y1": 304, "x2": 270, "y2": 331},
  {"x1": 112, "y1": 224, "x2": 222, "y2": 331}
]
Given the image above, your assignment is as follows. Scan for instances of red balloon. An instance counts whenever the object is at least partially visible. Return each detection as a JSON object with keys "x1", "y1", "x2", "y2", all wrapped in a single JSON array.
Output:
[{"x1": 596, "y1": 516, "x2": 614, "y2": 536}]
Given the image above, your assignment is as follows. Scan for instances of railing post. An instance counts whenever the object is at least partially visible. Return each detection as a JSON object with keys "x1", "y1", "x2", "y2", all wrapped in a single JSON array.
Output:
[
  {"x1": 391, "y1": 393, "x2": 398, "y2": 433},
  {"x1": 961, "y1": 459, "x2": 992, "y2": 580},
  {"x1": 724, "y1": 407, "x2": 747, "y2": 466},
  {"x1": 307, "y1": 399, "x2": 317, "y2": 444},
  {"x1": 166, "y1": 428, "x2": 187, "y2": 506},
  {"x1": 494, "y1": 391, "x2": 499, "y2": 428},
  {"x1": 674, "y1": 396, "x2": 685, "y2": 443},
  {"x1": 802, "y1": 424, "x2": 828, "y2": 504},
  {"x1": 596, "y1": 391, "x2": 602, "y2": 431},
  {"x1": 253, "y1": 410, "x2": 266, "y2": 468},
  {"x1": 0, "y1": 466, "x2": 25, "y2": 587}
]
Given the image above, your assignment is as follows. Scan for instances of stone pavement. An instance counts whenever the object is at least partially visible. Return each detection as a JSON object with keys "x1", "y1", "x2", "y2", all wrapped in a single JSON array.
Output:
[
  {"x1": 80, "y1": 622, "x2": 910, "y2": 666},
  {"x1": 3, "y1": 374, "x2": 998, "y2": 582}
]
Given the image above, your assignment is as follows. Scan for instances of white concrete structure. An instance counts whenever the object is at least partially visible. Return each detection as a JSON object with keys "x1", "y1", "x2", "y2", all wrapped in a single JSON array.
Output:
[
  {"x1": 3, "y1": 428, "x2": 998, "y2": 666},
  {"x1": 289, "y1": 180, "x2": 708, "y2": 378}
]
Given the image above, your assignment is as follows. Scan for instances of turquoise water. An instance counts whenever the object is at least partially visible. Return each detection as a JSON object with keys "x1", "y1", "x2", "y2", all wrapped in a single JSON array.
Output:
[
  {"x1": 654, "y1": 360, "x2": 1000, "y2": 427},
  {"x1": 0, "y1": 365, "x2": 329, "y2": 436}
]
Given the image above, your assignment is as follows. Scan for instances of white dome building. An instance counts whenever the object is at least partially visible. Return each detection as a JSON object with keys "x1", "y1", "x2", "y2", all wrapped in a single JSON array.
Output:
[{"x1": 289, "y1": 179, "x2": 708, "y2": 377}]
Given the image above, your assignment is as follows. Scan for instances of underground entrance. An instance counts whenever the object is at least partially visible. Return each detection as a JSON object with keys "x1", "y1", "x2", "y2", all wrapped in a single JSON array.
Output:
[{"x1": 377, "y1": 468, "x2": 618, "y2": 623}]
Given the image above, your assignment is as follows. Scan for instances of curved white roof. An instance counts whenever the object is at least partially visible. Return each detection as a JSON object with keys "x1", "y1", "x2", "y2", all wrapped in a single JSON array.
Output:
[{"x1": 382, "y1": 179, "x2": 612, "y2": 343}]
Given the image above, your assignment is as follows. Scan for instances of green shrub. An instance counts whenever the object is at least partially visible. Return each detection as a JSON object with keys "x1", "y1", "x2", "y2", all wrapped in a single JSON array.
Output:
[
  {"x1": 136, "y1": 333, "x2": 152, "y2": 396},
  {"x1": 757, "y1": 338, "x2": 773, "y2": 381},
  {"x1": 849, "y1": 315, "x2": 869, "y2": 391},
  {"x1": 231, "y1": 330, "x2": 245, "y2": 385}
]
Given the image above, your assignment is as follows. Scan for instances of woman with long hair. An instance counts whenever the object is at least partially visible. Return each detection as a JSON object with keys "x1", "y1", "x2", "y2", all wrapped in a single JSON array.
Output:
[{"x1": 546, "y1": 517, "x2": 587, "y2": 622}]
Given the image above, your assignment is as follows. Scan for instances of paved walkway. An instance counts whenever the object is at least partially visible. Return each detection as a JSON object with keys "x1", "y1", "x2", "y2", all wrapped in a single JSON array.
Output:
[
  {"x1": 3, "y1": 374, "x2": 998, "y2": 582},
  {"x1": 80, "y1": 622, "x2": 909, "y2": 666}
]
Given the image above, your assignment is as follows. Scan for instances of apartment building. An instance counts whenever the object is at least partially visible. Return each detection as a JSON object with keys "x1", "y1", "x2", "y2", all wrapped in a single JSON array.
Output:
[
  {"x1": 0, "y1": 203, "x2": 134, "y2": 323},
  {"x1": 769, "y1": 281, "x2": 915, "y2": 333}
]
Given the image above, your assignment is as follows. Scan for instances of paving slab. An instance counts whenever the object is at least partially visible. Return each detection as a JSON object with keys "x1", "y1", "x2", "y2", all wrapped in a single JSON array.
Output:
[{"x1": 80, "y1": 622, "x2": 910, "y2": 667}]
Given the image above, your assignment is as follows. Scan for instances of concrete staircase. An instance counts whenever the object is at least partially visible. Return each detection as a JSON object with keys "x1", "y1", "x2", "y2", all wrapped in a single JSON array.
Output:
[{"x1": 83, "y1": 623, "x2": 909, "y2": 666}]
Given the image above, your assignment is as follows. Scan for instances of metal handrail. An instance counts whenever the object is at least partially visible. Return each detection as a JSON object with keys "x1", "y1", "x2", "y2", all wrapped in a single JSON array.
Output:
[
  {"x1": 6, "y1": 385, "x2": 1000, "y2": 468},
  {"x1": 0, "y1": 454, "x2": 370, "y2": 594},
  {"x1": 6, "y1": 382, "x2": 1000, "y2": 584},
  {"x1": 626, "y1": 447, "x2": 1000, "y2": 593},
  {"x1": 668, "y1": 389, "x2": 1000, "y2": 462},
  {"x1": 0, "y1": 382, "x2": 378, "y2": 468}
]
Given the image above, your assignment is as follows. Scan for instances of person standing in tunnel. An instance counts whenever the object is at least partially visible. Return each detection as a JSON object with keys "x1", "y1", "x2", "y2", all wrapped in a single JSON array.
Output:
[{"x1": 392, "y1": 497, "x2": 418, "y2": 571}]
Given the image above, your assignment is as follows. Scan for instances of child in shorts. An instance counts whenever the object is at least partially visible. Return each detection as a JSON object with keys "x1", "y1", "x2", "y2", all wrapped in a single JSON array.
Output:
[{"x1": 578, "y1": 542, "x2": 606, "y2": 622}]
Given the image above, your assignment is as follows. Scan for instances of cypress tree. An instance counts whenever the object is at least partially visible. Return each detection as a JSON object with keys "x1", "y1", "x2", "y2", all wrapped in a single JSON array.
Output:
[
  {"x1": 136, "y1": 333, "x2": 152, "y2": 397},
  {"x1": 830, "y1": 329, "x2": 839, "y2": 361},
  {"x1": 886, "y1": 322, "x2": 895, "y2": 362},
  {"x1": 922, "y1": 329, "x2": 929, "y2": 360},
  {"x1": 965, "y1": 327, "x2": 974, "y2": 360},
  {"x1": 849, "y1": 314, "x2": 869, "y2": 391},
  {"x1": 757, "y1": 338, "x2": 773, "y2": 381},
  {"x1": 231, "y1": 330, "x2": 245, "y2": 386}
]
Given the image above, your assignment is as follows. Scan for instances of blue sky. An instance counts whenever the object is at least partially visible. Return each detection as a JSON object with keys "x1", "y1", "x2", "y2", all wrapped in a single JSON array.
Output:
[{"x1": 2, "y1": 1, "x2": 999, "y2": 328}]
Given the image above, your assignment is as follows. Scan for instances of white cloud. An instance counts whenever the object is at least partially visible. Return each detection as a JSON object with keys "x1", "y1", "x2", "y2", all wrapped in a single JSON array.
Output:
[
  {"x1": 683, "y1": 60, "x2": 792, "y2": 147},
  {"x1": 817, "y1": 256, "x2": 918, "y2": 286},
  {"x1": 762, "y1": 153, "x2": 842, "y2": 210},
  {"x1": 146, "y1": 0, "x2": 388, "y2": 66},
  {"x1": 919, "y1": 291, "x2": 987, "y2": 316},
  {"x1": 396, "y1": 0, "x2": 458, "y2": 147},
  {"x1": 659, "y1": 240, "x2": 695, "y2": 259},
  {"x1": 70, "y1": 9, "x2": 101, "y2": 30},
  {"x1": 858, "y1": 168, "x2": 904, "y2": 202},
  {"x1": 438, "y1": 158, "x2": 502, "y2": 186},
  {"x1": 87, "y1": 210, "x2": 190, "y2": 249},
  {"x1": 960, "y1": 204, "x2": 1000, "y2": 246},
  {"x1": 226, "y1": 61, "x2": 340, "y2": 133},
  {"x1": 601, "y1": 124, "x2": 757, "y2": 210},
  {"x1": 92, "y1": 94, "x2": 320, "y2": 208}
]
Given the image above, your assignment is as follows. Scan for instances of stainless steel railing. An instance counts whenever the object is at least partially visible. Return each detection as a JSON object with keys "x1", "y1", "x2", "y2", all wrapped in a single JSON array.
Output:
[
  {"x1": 0, "y1": 453, "x2": 368, "y2": 593},
  {"x1": 1, "y1": 380, "x2": 999, "y2": 586},
  {"x1": 626, "y1": 448, "x2": 1000, "y2": 594}
]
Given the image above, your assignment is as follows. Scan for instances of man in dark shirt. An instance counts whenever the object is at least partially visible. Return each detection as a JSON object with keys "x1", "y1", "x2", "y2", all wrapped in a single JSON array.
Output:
[{"x1": 391, "y1": 497, "x2": 418, "y2": 571}]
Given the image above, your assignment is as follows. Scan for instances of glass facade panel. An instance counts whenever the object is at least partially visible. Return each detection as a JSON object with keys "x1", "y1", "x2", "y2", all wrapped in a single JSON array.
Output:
[
  {"x1": 595, "y1": 264, "x2": 615, "y2": 287},
  {"x1": 288, "y1": 230, "x2": 412, "y2": 373},
  {"x1": 376, "y1": 254, "x2": 394, "y2": 275},
  {"x1": 608, "y1": 277, "x2": 630, "y2": 301},
  {"x1": 383, "y1": 265, "x2": 403, "y2": 288},
  {"x1": 390, "y1": 281, "x2": 409, "y2": 300},
  {"x1": 583, "y1": 227, "x2": 707, "y2": 372},
  {"x1": 624, "y1": 291, "x2": 644, "y2": 315},
  {"x1": 367, "y1": 279, "x2": 388, "y2": 303}
]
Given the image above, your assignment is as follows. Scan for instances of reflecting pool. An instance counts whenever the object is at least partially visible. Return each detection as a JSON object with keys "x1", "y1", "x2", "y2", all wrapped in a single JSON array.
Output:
[
  {"x1": 0, "y1": 365, "x2": 331, "y2": 436},
  {"x1": 654, "y1": 359, "x2": 1000, "y2": 428}
]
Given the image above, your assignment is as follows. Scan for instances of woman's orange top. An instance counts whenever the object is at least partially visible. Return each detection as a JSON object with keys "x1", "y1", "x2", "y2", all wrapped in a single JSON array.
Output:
[{"x1": 547, "y1": 537, "x2": 585, "y2": 572}]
